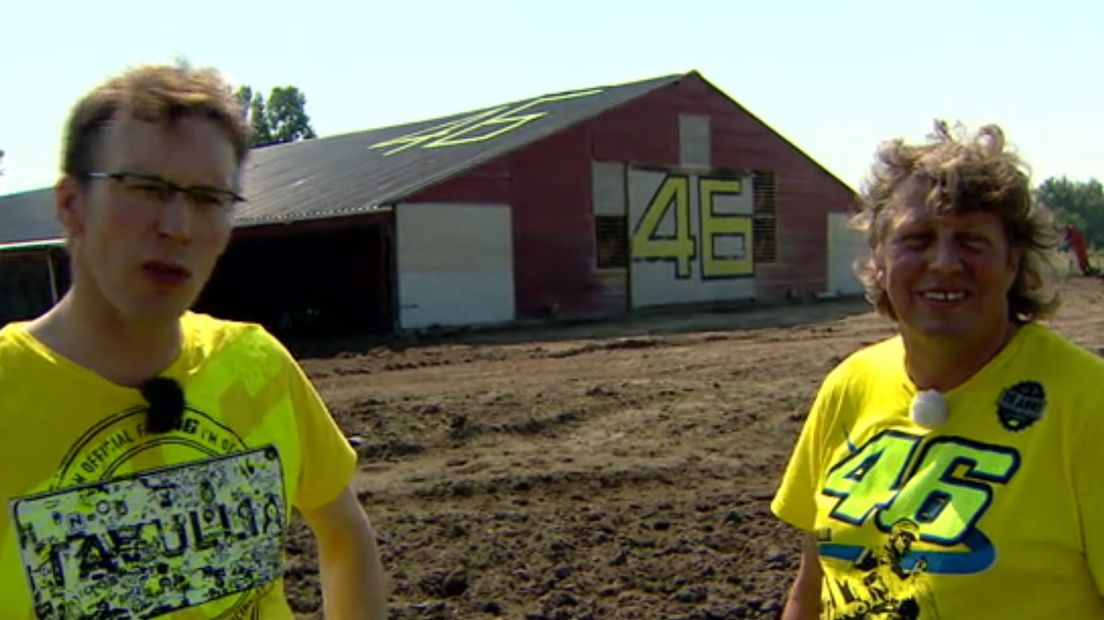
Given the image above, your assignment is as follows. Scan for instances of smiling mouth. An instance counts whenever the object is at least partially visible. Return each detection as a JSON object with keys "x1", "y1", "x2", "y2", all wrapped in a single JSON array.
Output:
[{"x1": 919, "y1": 291, "x2": 967, "y2": 302}]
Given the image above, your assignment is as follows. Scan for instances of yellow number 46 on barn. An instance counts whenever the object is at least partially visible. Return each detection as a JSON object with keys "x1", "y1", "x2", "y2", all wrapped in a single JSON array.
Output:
[{"x1": 630, "y1": 173, "x2": 754, "y2": 280}]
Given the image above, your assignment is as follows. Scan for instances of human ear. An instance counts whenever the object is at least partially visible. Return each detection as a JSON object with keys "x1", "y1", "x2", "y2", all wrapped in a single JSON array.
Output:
[
  {"x1": 1005, "y1": 246, "x2": 1023, "y2": 286},
  {"x1": 55, "y1": 176, "x2": 86, "y2": 239},
  {"x1": 871, "y1": 248, "x2": 887, "y2": 285}
]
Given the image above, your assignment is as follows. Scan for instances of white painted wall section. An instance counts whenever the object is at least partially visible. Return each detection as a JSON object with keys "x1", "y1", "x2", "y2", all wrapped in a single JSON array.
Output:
[
  {"x1": 592, "y1": 161, "x2": 626, "y2": 216},
  {"x1": 678, "y1": 114, "x2": 711, "y2": 169},
  {"x1": 397, "y1": 203, "x2": 515, "y2": 329},
  {"x1": 826, "y1": 211, "x2": 867, "y2": 295}
]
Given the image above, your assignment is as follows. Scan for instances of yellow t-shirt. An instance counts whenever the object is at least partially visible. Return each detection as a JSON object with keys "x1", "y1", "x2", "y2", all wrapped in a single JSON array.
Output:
[
  {"x1": 0, "y1": 312, "x2": 357, "y2": 619},
  {"x1": 772, "y1": 322, "x2": 1104, "y2": 619}
]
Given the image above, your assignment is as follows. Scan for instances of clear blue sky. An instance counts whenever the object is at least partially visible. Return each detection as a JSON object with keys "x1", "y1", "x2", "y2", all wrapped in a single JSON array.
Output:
[{"x1": 2, "y1": 0, "x2": 1100, "y2": 196}]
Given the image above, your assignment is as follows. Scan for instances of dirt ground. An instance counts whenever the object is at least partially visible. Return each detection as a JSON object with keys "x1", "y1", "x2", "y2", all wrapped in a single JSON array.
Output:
[{"x1": 281, "y1": 277, "x2": 1104, "y2": 619}]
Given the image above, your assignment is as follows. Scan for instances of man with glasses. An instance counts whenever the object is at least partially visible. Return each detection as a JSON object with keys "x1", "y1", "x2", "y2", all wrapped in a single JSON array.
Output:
[{"x1": 0, "y1": 65, "x2": 386, "y2": 618}]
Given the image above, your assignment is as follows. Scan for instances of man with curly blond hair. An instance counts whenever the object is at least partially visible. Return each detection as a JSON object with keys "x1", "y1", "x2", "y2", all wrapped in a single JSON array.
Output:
[
  {"x1": 772, "y1": 122, "x2": 1104, "y2": 619},
  {"x1": 0, "y1": 64, "x2": 386, "y2": 619}
]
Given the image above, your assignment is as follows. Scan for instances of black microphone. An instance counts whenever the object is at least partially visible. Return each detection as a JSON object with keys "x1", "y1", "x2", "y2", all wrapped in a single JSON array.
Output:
[{"x1": 140, "y1": 377, "x2": 185, "y2": 434}]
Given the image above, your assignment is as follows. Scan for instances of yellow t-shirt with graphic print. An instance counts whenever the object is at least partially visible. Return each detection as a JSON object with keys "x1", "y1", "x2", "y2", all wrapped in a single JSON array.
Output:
[
  {"x1": 0, "y1": 312, "x2": 357, "y2": 619},
  {"x1": 772, "y1": 322, "x2": 1104, "y2": 619}
]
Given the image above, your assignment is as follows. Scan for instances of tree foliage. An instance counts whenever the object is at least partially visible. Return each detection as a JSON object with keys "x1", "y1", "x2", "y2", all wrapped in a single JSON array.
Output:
[
  {"x1": 233, "y1": 86, "x2": 252, "y2": 117},
  {"x1": 235, "y1": 85, "x2": 316, "y2": 148},
  {"x1": 248, "y1": 95, "x2": 275, "y2": 147},
  {"x1": 266, "y1": 87, "x2": 316, "y2": 144},
  {"x1": 1037, "y1": 176, "x2": 1104, "y2": 247}
]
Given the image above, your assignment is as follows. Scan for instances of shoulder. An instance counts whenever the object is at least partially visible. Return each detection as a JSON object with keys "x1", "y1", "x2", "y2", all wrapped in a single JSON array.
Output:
[
  {"x1": 1017, "y1": 322, "x2": 1104, "y2": 379},
  {"x1": 805, "y1": 335, "x2": 904, "y2": 427},
  {"x1": 825, "y1": 335, "x2": 904, "y2": 387},
  {"x1": 0, "y1": 321, "x2": 35, "y2": 366},
  {"x1": 181, "y1": 312, "x2": 296, "y2": 370},
  {"x1": 183, "y1": 312, "x2": 282, "y2": 349},
  {"x1": 0, "y1": 321, "x2": 28, "y2": 347},
  {"x1": 1007, "y1": 323, "x2": 1104, "y2": 434}
]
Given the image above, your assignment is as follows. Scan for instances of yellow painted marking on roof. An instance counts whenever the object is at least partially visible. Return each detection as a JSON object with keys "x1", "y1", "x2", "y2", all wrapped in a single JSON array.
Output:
[{"x1": 370, "y1": 88, "x2": 604, "y2": 156}]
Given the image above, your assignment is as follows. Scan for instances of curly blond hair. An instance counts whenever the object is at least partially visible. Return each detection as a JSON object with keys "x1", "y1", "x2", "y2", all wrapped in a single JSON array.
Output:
[
  {"x1": 62, "y1": 64, "x2": 249, "y2": 179},
  {"x1": 852, "y1": 121, "x2": 1061, "y2": 322}
]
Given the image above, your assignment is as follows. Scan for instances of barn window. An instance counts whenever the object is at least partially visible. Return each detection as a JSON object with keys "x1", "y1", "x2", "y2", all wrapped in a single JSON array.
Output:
[
  {"x1": 753, "y1": 170, "x2": 777, "y2": 263},
  {"x1": 595, "y1": 215, "x2": 628, "y2": 268}
]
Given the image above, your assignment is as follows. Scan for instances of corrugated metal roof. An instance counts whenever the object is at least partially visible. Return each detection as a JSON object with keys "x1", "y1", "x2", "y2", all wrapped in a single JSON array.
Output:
[
  {"x1": 0, "y1": 188, "x2": 61, "y2": 245},
  {"x1": 236, "y1": 72, "x2": 680, "y2": 225},
  {"x1": 0, "y1": 72, "x2": 683, "y2": 245}
]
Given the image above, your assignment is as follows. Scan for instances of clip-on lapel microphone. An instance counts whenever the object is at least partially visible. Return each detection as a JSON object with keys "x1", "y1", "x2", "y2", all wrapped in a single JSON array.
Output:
[{"x1": 140, "y1": 377, "x2": 185, "y2": 434}]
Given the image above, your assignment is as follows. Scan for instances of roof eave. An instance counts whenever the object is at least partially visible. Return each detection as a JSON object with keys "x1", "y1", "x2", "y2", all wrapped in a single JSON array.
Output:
[{"x1": 0, "y1": 238, "x2": 66, "y2": 253}]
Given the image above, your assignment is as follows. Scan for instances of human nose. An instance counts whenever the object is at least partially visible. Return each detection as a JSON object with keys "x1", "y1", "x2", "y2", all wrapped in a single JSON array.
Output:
[
  {"x1": 156, "y1": 191, "x2": 193, "y2": 241},
  {"x1": 928, "y1": 234, "x2": 962, "y2": 273}
]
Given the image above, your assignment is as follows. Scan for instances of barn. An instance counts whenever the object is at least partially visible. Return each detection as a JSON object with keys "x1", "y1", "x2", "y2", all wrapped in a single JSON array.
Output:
[
  {"x1": 0, "y1": 71, "x2": 863, "y2": 334},
  {"x1": 0, "y1": 188, "x2": 69, "y2": 326}
]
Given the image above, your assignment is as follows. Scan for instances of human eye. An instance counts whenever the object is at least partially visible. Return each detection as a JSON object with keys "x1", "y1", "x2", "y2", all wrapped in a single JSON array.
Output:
[
  {"x1": 895, "y1": 229, "x2": 931, "y2": 249},
  {"x1": 122, "y1": 175, "x2": 173, "y2": 201},
  {"x1": 959, "y1": 232, "x2": 993, "y2": 251},
  {"x1": 187, "y1": 188, "x2": 230, "y2": 210}
]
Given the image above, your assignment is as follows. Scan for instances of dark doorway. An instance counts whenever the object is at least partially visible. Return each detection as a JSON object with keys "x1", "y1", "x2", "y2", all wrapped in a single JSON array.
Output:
[{"x1": 197, "y1": 215, "x2": 394, "y2": 338}]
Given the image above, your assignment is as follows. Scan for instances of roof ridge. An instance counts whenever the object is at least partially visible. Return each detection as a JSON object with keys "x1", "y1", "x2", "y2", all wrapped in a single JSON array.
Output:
[{"x1": 256, "y1": 71, "x2": 690, "y2": 152}]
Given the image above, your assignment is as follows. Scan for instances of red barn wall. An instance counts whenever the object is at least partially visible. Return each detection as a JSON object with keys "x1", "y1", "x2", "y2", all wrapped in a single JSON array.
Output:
[{"x1": 407, "y1": 74, "x2": 856, "y2": 319}]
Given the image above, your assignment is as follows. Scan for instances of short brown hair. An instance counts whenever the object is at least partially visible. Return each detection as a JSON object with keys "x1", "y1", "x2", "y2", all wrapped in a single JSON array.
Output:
[
  {"x1": 62, "y1": 64, "x2": 249, "y2": 177},
  {"x1": 853, "y1": 121, "x2": 1061, "y2": 322}
]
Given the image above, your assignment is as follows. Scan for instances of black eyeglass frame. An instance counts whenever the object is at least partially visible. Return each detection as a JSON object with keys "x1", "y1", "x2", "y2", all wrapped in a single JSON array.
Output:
[{"x1": 84, "y1": 171, "x2": 246, "y2": 207}]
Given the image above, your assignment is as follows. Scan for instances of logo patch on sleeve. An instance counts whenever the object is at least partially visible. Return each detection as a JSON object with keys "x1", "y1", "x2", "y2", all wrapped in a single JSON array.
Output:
[
  {"x1": 11, "y1": 446, "x2": 286, "y2": 619},
  {"x1": 996, "y1": 381, "x2": 1046, "y2": 432}
]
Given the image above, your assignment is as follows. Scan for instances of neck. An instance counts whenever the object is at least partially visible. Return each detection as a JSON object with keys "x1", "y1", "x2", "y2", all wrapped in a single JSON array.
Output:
[
  {"x1": 29, "y1": 286, "x2": 183, "y2": 388},
  {"x1": 902, "y1": 321, "x2": 1019, "y2": 392}
]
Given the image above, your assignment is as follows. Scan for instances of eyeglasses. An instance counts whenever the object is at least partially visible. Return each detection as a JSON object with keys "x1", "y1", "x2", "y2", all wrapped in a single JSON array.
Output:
[{"x1": 86, "y1": 171, "x2": 246, "y2": 210}]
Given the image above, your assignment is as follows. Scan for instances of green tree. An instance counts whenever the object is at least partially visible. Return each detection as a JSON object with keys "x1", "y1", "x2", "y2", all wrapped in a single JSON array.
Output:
[
  {"x1": 1037, "y1": 176, "x2": 1104, "y2": 247},
  {"x1": 235, "y1": 85, "x2": 273, "y2": 148},
  {"x1": 235, "y1": 85, "x2": 315, "y2": 148},
  {"x1": 248, "y1": 94, "x2": 275, "y2": 147},
  {"x1": 234, "y1": 85, "x2": 252, "y2": 118},
  {"x1": 266, "y1": 86, "x2": 316, "y2": 144}
]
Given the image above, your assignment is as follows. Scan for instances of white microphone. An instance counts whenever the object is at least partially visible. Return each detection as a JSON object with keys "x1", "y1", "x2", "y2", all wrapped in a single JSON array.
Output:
[{"x1": 910, "y1": 389, "x2": 949, "y2": 429}]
